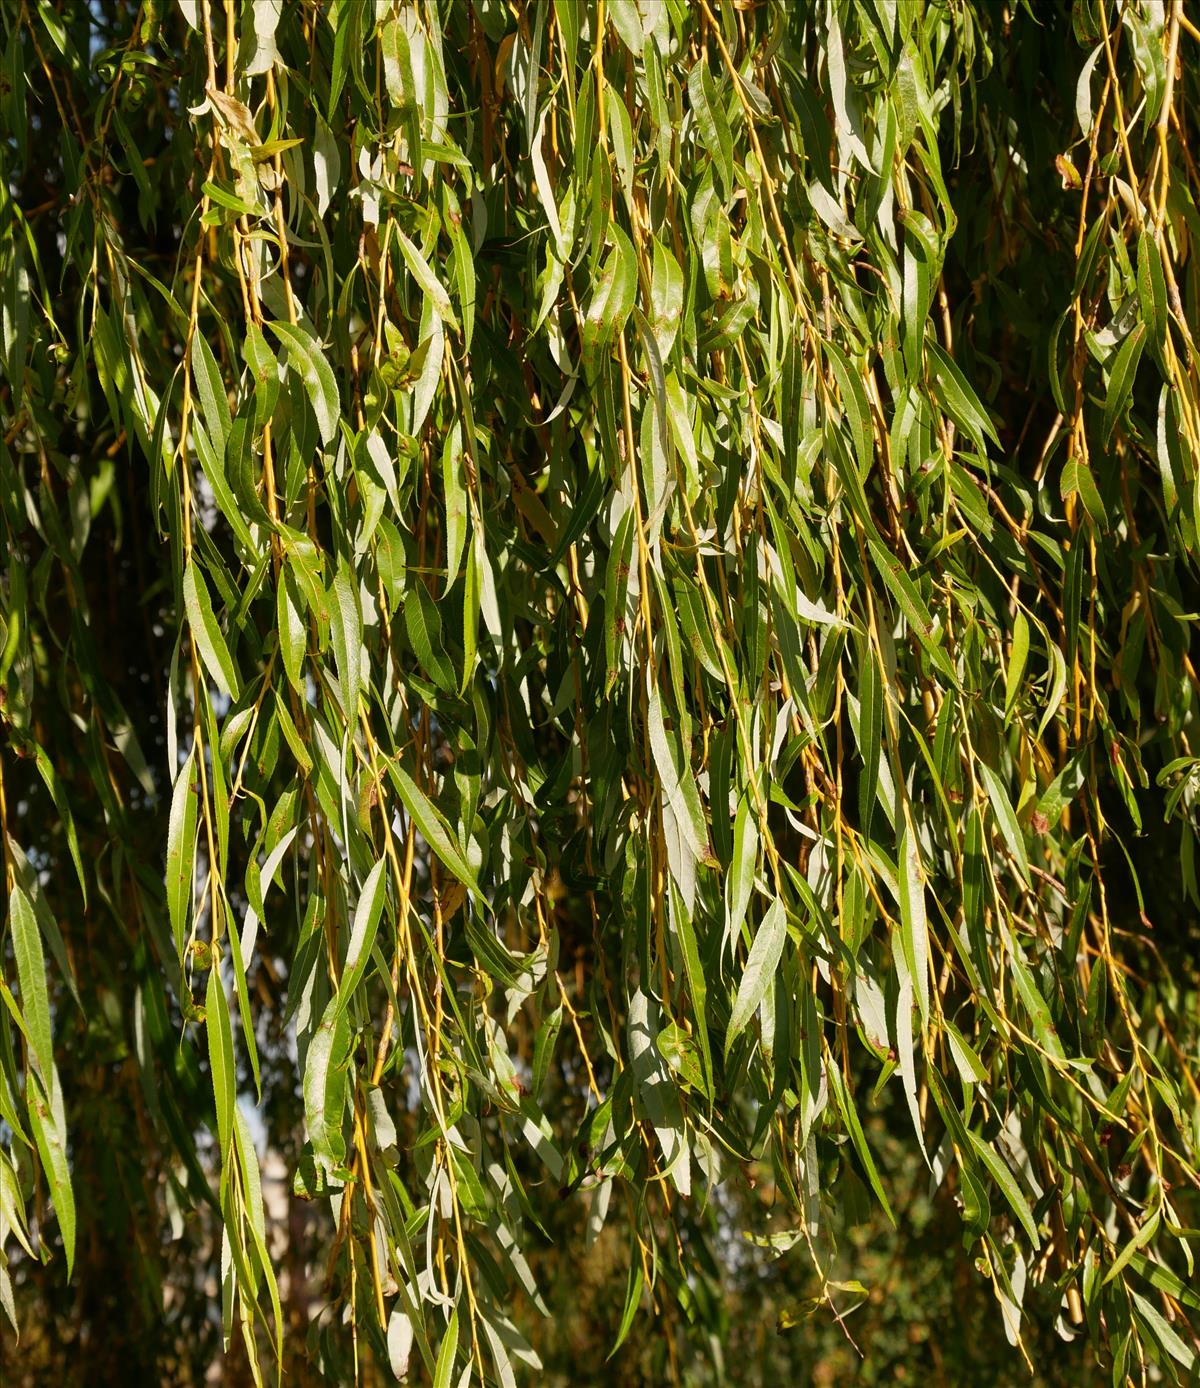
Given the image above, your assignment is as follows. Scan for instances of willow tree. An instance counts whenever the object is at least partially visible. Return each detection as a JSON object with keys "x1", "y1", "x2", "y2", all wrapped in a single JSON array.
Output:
[{"x1": 1, "y1": 1, "x2": 1198, "y2": 1384}]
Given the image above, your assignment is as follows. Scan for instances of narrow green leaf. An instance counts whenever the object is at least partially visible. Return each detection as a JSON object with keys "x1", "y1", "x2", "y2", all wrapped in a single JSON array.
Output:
[
  {"x1": 267, "y1": 319, "x2": 340, "y2": 445},
  {"x1": 726, "y1": 897, "x2": 787, "y2": 1053},
  {"x1": 205, "y1": 965, "x2": 236, "y2": 1166},
  {"x1": 224, "y1": 905, "x2": 261, "y2": 1102},
  {"x1": 978, "y1": 763, "x2": 1030, "y2": 884},
  {"x1": 303, "y1": 995, "x2": 350, "y2": 1173},
  {"x1": 1006, "y1": 933, "x2": 1067, "y2": 1061},
  {"x1": 243, "y1": 322, "x2": 280, "y2": 432},
  {"x1": 966, "y1": 1131, "x2": 1040, "y2": 1248},
  {"x1": 899, "y1": 824, "x2": 930, "y2": 1023},
  {"x1": 278, "y1": 566, "x2": 307, "y2": 696},
  {"x1": 10, "y1": 885, "x2": 52, "y2": 1086},
  {"x1": 866, "y1": 535, "x2": 955, "y2": 682},
  {"x1": 944, "y1": 1019, "x2": 989, "y2": 1085},
  {"x1": 1131, "y1": 1289, "x2": 1197, "y2": 1371},
  {"x1": 1004, "y1": 611, "x2": 1029, "y2": 723},
  {"x1": 609, "y1": 1254, "x2": 644, "y2": 1358},
  {"x1": 1138, "y1": 231, "x2": 1168, "y2": 353},
  {"x1": 190, "y1": 331, "x2": 231, "y2": 461},
  {"x1": 442, "y1": 426, "x2": 467, "y2": 588},
  {"x1": 167, "y1": 749, "x2": 198, "y2": 964},
  {"x1": 827, "y1": 1061, "x2": 896, "y2": 1226},
  {"x1": 1102, "y1": 322, "x2": 1147, "y2": 445},
  {"x1": 689, "y1": 56, "x2": 734, "y2": 200},
  {"x1": 928, "y1": 340, "x2": 999, "y2": 448},
  {"x1": 725, "y1": 791, "x2": 758, "y2": 946},
  {"x1": 582, "y1": 226, "x2": 637, "y2": 370},
  {"x1": 1129, "y1": 1253, "x2": 1200, "y2": 1314},
  {"x1": 672, "y1": 888, "x2": 713, "y2": 1098},
  {"x1": 824, "y1": 340, "x2": 873, "y2": 476},
  {"x1": 1104, "y1": 1209, "x2": 1162, "y2": 1287},
  {"x1": 396, "y1": 229, "x2": 459, "y2": 331},
  {"x1": 27, "y1": 1074, "x2": 75, "y2": 1277},
  {"x1": 532, "y1": 1005, "x2": 563, "y2": 1101},
  {"x1": 329, "y1": 565, "x2": 362, "y2": 729},
  {"x1": 338, "y1": 857, "x2": 387, "y2": 1011},
  {"x1": 856, "y1": 655, "x2": 884, "y2": 841},
  {"x1": 405, "y1": 584, "x2": 455, "y2": 693},
  {"x1": 433, "y1": 1308, "x2": 459, "y2": 1388},
  {"x1": 648, "y1": 686, "x2": 711, "y2": 864},
  {"x1": 183, "y1": 561, "x2": 241, "y2": 699},
  {"x1": 389, "y1": 762, "x2": 480, "y2": 897}
]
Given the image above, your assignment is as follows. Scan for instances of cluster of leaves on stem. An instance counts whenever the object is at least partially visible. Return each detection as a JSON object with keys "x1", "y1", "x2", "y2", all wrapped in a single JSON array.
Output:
[{"x1": 1, "y1": 1, "x2": 1199, "y2": 1384}]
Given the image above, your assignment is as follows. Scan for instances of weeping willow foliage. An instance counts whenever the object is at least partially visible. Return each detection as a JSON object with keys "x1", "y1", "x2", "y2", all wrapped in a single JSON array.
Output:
[{"x1": 1, "y1": 0, "x2": 1200, "y2": 1383}]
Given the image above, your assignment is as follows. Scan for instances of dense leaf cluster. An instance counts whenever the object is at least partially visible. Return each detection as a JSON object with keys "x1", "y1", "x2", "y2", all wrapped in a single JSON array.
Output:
[{"x1": 1, "y1": 1, "x2": 1199, "y2": 1384}]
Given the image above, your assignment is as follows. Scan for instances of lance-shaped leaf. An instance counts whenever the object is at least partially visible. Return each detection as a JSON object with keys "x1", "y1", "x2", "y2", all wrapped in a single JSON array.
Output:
[
  {"x1": 388, "y1": 762, "x2": 481, "y2": 898},
  {"x1": 328, "y1": 565, "x2": 362, "y2": 729},
  {"x1": 396, "y1": 229, "x2": 459, "y2": 331},
  {"x1": 337, "y1": 856, "x2": 386, "y2": 1012},
  {"x1": 205, "y1": 965, "x2": 237, "y2": 1169},
  {"x1": 10, "y1": 884, "x2": 53, "y2": 1088},
  {"x1": 27, "y1": 1070, "x2": 75, "y2": 1277},
  {"x1": 167, "y1": 747, "x2": 199, "y2": 963},
  {"x1": 267, "y1": 319, "x2": 340, "y2": 445},
  {"x1": 648, "y1": 686, "x2": 711, "y2": 865},
  {"x1": 303, "y1": 995, "x2": 351, "y2": 1174},
  {"x1": 898, "y1": 824, "x2": 930, "y2": 1024},
  {"x1": 726, "y1": 897, "x2": 787, "y2": 1054},
  {"x1": 1102, "y1": 322, "x2": 1146, "y2": 444},
  {"x1": 183, "y1": 562, "x2": 241, "y2": 698}
]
